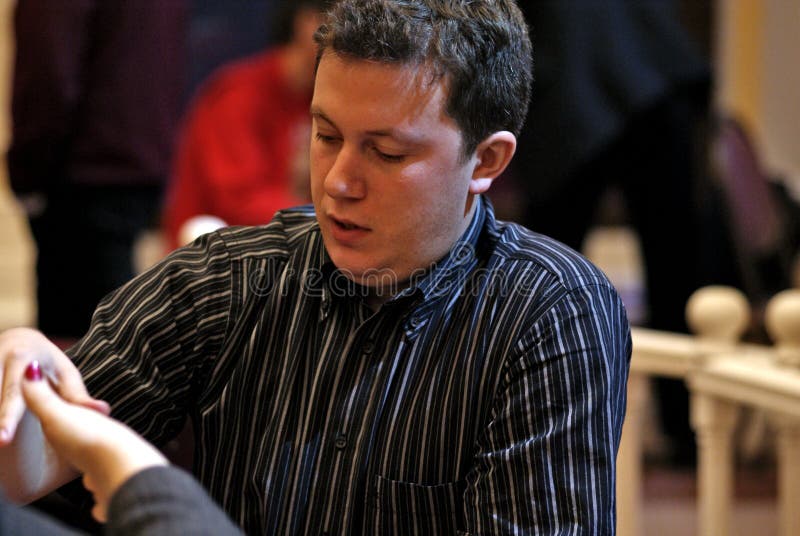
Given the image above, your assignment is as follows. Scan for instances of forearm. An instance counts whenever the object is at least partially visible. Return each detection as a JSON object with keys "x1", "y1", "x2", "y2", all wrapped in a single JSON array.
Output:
[{"x1": 0, "y1": 411, "x2": 77, "y2": 503}]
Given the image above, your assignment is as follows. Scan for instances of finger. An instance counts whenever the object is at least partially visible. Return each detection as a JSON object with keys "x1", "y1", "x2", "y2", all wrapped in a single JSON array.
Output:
[
  {"x1": 50, "y1": 359, "x2": 110, "y2": 416},
  {"x1": 21, "y1": 361, "x2": 98, "y2": 470},
  {"x1": 81, "y1": 397, "x2": 111, "y2": 415},
  {"x1": 0, "y1": 352, "x2": 33, "y2": 444},
  {"x1": 20, "y1": 362, "x2": 76, "y2": 428},
  {"x1": 83, "y1": 473, "x2": 109, "y2": 522},
  {"x1": 91, "y1": 502, "x2": 108, "y2": 524},
  {"x1": 83, "y1": 472, "x2": 98, "y2": 494}
]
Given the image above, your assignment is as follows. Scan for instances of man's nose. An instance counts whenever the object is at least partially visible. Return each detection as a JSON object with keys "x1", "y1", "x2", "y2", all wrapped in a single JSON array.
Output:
[{"x1": 324, "y1": 145, "x2": 366, "y2": 199}]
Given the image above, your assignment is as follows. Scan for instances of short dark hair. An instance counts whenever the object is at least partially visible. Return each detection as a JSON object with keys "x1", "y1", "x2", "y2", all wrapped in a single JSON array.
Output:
[{"x1": 314, "y1": 0, "x2": 533, "y2": 157}]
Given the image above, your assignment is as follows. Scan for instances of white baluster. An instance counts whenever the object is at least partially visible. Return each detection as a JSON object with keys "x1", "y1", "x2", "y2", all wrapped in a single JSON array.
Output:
[
  {"x1": 686, "y1": 286, "x2": 748, "y2": 536},
  {"x1": 770, "y1": 416, "x2": 800, "y2": 536},
  {"x1": 765, "y1": 289, "x2": 800, "y2": 367},
  {"x1": 616, "y1": 372, "x2": 648, "y2": 536},
  {"x1": 686, "y1": 285, "x2": 750, "y2": 345},
  {"x1": 766, "y1": 290, "x2": 800, "y2": 536},
  {"x1": 691, "y1": 394, "x2": 739, "y2": 536}
]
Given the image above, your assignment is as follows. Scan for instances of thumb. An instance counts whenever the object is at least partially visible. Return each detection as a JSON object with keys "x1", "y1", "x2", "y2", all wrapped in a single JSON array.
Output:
[
  {"x1": 21, "y1": 360, "x2": 97, "y2": 465},
  {"x1": 20, "y1": 361, "x2": 73, "y2": 425}
]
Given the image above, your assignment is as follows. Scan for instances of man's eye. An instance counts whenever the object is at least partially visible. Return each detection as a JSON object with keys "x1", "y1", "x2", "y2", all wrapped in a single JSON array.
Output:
[
  {"x1": 315, "y1": 133, "x2": 339, "y2": 143},
  {"x1": 374, "y1": 148, "x2": 405, "y2": 163}
]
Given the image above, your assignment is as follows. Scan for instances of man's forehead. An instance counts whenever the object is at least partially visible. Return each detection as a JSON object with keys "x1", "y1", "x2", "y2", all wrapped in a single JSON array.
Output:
[
  {"x1": 316, "y1": 52, "x2": 444, "y2": 95},
  {"x1": 312, "y1": 53, "x2": 452, "y2": 132}
]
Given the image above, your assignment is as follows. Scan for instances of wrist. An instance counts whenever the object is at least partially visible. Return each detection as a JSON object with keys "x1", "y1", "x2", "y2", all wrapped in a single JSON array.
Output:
[{"x1": 96, "y1": 441, "x2": 169, "y2": 499}]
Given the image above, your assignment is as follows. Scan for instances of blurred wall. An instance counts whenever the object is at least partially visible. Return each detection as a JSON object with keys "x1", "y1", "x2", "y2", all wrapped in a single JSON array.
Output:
[
  {"x1": 0, "y1": 0, "x2": 11, "y2": 160},
  {"x1": 760, "y1": 1, "x2": 800, "y2": 194},
  {"x1": 716, "y1": 0, "x2": 800, "y2": 195},
  {"x1": 0, "y1": 0, "x2": 36, "y2": 330}
]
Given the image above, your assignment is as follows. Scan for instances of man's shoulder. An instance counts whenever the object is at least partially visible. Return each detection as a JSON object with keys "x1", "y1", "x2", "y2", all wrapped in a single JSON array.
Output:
[
  {"x1": 488, "y1": 220, "x2": 614, "y2": 292},
  {"x1": 212, "y1": 205, "x2": 320, "y2": 262}
]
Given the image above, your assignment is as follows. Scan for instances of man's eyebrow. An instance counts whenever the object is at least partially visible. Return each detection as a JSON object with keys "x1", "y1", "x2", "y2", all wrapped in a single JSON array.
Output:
[
  {"x1": 310, "y1": 106, "x2": 335, "y2": 126},
  {"x1": 310, "y1": 105, "x2": 424, "y2": 145}
]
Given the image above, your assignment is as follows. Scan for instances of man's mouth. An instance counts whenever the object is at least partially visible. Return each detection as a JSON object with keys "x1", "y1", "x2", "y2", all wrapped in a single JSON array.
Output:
[{"x1": 331, "y1": 216, "x2": 368, "y2": 231}]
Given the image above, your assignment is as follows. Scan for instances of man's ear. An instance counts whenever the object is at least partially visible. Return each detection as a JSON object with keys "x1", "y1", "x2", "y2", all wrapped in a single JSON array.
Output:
[{"x1": 468, "y1": 131, "x2": 517, "y2": 195}]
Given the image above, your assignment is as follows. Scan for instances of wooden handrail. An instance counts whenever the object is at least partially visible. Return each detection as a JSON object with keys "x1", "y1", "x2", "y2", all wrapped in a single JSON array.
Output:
[{"x1": 617, "y1": 286, "x2": 800, "y2": 536}]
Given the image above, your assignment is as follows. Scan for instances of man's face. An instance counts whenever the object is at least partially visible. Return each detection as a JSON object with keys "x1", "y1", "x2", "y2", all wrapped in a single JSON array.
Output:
[{"x1": 310, "y1": 53, "x2": 479, "y2": 288}]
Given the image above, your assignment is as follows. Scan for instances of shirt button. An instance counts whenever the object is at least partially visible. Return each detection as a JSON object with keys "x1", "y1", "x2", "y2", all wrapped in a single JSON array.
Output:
[
  {"x1": 334, "y1": 433, "x2": 347, "y2": 450},
  {"x1": 362, "y1": 339, "x2": 375, "y2": 355}
]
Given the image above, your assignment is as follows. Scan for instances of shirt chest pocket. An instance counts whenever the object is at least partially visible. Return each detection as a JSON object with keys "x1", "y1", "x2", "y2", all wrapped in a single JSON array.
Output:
[{"x1": 366, "y1": 474, "x2": 462, "y2": 534}]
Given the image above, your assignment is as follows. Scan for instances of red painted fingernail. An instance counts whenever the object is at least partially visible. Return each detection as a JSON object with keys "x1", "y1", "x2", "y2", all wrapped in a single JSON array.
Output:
[{"x1": 25, "y1": 360, "x2": 43, "y2": 381}]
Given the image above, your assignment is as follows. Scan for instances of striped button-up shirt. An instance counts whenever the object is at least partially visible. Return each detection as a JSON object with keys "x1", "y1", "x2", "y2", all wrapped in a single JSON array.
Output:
[{"x1": 70, "y1": 197, "x2": 631, "y2": 534}]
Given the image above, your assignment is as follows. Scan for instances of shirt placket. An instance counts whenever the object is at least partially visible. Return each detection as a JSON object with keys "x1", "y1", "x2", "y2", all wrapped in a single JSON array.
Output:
[{"x1": 314, "y1": 299, "x2": 396, "y2": 534}]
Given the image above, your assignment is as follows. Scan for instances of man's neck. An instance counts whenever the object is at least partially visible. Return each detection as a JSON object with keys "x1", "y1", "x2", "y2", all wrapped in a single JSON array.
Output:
[
  {"x1": 362, "y1": 197, "x2": 482, "y2": 312},
  {"x1": 365, "y1": 291, "x2": 393, "y2": 312}
]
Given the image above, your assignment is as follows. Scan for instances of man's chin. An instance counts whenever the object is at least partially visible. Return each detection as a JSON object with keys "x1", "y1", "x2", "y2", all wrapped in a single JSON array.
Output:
[{"x1": 326, "y1": 252, "x2": 396, "y2": 284}]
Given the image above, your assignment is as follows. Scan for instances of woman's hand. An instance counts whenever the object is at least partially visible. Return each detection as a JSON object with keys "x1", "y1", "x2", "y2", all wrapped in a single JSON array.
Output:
[
  {"x1": 0, "y1": 328, "x2": 109, "y2": 446},
  {"x1": 21, "y1": 360, "x2": 168, "y2": 522}
]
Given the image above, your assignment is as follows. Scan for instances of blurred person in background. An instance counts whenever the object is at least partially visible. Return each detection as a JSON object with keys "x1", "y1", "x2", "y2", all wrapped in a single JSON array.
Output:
[
  {"x1": 7, "y1": 0, "x2": 187, "y2": 341},
  {"x1": 514, "y1": 0, "x2": 713, "y2": 465},
  {"x1": 162, "y1": 0, "x2": 327, "y2": 250}
]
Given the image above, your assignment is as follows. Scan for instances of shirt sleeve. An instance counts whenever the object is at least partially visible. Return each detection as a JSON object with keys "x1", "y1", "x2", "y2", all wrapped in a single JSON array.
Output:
[
  {"x1": 106, "y1": 466, "x2": 243, "y2": 536},
  {"x1": 67, "y1": 232, "x2": 236, "y2": 447},
  {"x1": 462, "y1": 281, "x2": 632, "y2": 534}
]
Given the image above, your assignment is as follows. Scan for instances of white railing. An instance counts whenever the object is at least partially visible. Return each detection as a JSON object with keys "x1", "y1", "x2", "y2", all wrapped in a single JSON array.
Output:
[{"x1": 617, "y1": 286, "x2": 800, "y2": 536}]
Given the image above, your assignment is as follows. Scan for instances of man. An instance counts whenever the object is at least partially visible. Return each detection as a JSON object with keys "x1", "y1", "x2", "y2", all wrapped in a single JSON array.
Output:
[
  {"x1": 163, "y1": 0, "x2": 325, "y2": 249},
  {"x1": 0, "y1": 0, "x2": 631, "y2": 533}
]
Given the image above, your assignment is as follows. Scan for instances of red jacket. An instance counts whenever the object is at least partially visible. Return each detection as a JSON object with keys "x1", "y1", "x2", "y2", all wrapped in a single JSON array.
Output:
[{"x1": 163, "y1": 49, "x2": 311, "y2": 249}]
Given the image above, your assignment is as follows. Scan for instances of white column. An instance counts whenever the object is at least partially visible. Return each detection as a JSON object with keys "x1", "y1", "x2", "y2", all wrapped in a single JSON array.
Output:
[
  {"x1": 616, "y1": 372, "x2": 648, "y2": 536},
  {"x1": 691, "y1": 392, "x2": 739, "y2": 536},
  {"x1": 771, "y1": 416, "x2": 800, "y2": 536},
  {"x1": 765, "y1": 289, "x2": 800, "y2": 368},
  {"x1": 765, "y1": 290, "x2": 800, "y2": 536}
]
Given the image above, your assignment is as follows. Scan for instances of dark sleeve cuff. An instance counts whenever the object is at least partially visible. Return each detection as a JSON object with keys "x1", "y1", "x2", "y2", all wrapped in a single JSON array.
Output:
[{"x1": 106, "y1": 466, "x2": 243, "y2": 535}]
